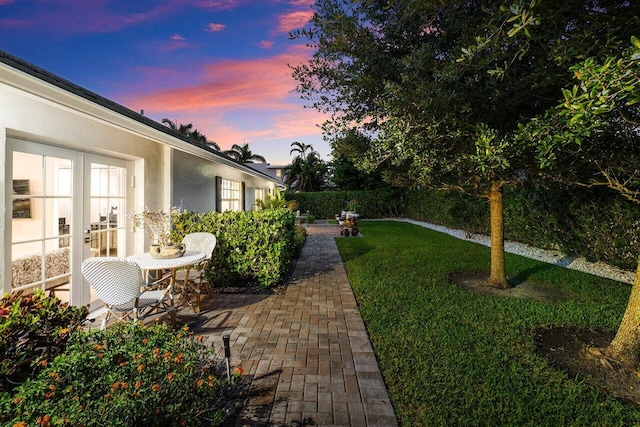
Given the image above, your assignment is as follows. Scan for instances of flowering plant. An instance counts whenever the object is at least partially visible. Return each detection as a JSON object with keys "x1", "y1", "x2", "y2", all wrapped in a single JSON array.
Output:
[
  {"x1": 3, "y1": 323, "x2": 244, "y2": 426},
  {"x1": 130, "y1": 207, "x2": 180, "y2": 246}
]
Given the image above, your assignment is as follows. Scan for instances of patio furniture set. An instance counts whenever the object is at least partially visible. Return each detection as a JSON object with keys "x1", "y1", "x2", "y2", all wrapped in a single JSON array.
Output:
[{"x1": 81, "y1": 232, "x2": 217, "y2": 329}]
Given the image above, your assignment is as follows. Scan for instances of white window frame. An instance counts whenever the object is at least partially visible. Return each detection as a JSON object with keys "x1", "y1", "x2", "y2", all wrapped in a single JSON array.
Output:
[{"x1": 220, "y1": 178, "x2": 241, "y2": 212}]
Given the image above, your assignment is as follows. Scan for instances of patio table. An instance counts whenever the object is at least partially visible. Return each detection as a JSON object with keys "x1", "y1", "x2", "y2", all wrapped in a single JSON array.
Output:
[{"x1": 127, "y1": 250, "x2": 207, "y2": 312}]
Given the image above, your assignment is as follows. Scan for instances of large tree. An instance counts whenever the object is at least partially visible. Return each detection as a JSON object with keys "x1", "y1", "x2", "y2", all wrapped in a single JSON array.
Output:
[
  {"x1": 292, "y1": 0, "x2": 639, "y2": 288},
  {"x1": 223, "y1": 143, "x2": 267, "y2": 163},
  {"x1": 520, "y1": 38, "x2": 640, "y2": 367},
  {"x1": 330, "y1": 130, "x2": 388, "y2": 190}
]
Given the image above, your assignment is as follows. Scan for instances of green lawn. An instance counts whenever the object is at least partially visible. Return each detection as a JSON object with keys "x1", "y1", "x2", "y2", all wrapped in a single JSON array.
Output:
[{"x1": 335, "y1": 221, "x2": 638, "y2": 426}]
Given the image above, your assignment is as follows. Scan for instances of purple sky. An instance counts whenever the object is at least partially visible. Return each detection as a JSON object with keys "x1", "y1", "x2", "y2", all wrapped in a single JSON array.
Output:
[{"x1": 0, "y1": 0, "x2": 329, "y2": 165}]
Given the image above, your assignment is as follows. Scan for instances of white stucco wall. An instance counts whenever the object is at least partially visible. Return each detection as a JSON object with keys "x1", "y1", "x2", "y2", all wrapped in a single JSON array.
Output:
[{"x1": 0, "y1": 59, "x2": 279, "y2": 301}]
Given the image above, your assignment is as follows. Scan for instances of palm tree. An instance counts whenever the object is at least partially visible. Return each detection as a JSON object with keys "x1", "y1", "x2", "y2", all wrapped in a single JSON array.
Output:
[
  {"x1": 289, "y1": 141, "x2": 312, "y2": 157},
  {"x1": 161, "y1": 118, "x2": 220, "y2": 151},
  {"x1": 224, "y1": 143, "x2": 266, "y2": 163},
  {"x1": 283, "y1": 142, "x2": 328, "y2": 191}
]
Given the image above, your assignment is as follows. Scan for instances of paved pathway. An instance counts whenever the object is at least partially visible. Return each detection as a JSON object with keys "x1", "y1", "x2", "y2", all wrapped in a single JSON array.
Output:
[{"x1": 189, "y1": 223, "x2": 398, "y2": 426}]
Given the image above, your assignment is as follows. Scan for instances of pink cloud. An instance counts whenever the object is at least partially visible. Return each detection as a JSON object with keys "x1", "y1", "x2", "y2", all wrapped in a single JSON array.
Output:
[
  {"x1": 0, "y1": 0, "x2": 15, "y2": 5},
  {"x1": 119, "y1": 46, "x2": 329, "y2": 162},
  {"x1": 171, "y1": 34, "x2": 185, "y2": 40},
  {"x1": 124, "y1": 46, "x2": 314, "y2": 113},
  {"x1": 259, "y1": 40, "x2": 274, "y2": 49},
  {"x1": 206, "y1": 22, "x2": 226, "y2": 32},
  {"x1": 286, "y1": 0, "x2": 315, "y2": 5},
  {"x1": 276, "y1": 10, "x2": 313, "y2": 33}
]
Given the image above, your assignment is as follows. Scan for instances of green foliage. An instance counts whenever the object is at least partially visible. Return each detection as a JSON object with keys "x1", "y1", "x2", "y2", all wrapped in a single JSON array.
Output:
[
  {"x1": 337, "y1": 221, "x2": 640, "y2": 425},
  {"x1": 171, "y1": 209, "x2": 297, "y2": 287},
  {"x1": 0, "y1": 290, "x2": 87, "y2": 392},
  {"x1": 404, "y1": 189, "x2": 489, "y2": 235},
  {"x1": 223, "y1": 143, "x2": 266, "y2": 163},
  {"x1": 294, "y1": 1, "x2": 639, "y2": 195},
  {"x1": 292, "y1": 225, "x2": 308, "y2": 257},
  {"x1": 330, "y1": 133, "x2": 389, "y2": 190},
  {"x1": 283, "y1": 142, "x2": 329, "y2": 192},
  {"x1": 518, "y1": 37, "x2": 640, "y2": 203},
  {"x1": 256, "y1": 188, "x2": 287, "y2": 210},
  {"x1": 285, "y1": 188, "x2": 405, "y2": 219},
  {"x1": 2, "y1": 323, "x2": 241, "y2": 427},
  {"x1": 405, "y1": 186, "x2": 640, "y2": 271}
]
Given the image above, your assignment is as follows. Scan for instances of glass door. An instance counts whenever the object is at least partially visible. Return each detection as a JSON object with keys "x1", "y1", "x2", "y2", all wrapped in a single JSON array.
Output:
[
  {"x1": 84, "y1": 154, "x2": 130, "y2": 310},
  {"x1": 7, "y1": 139, "x2": 132, "y2": 308},
  {"x1": 8, "y1": 140, "x2": 79, "y2": 302}
]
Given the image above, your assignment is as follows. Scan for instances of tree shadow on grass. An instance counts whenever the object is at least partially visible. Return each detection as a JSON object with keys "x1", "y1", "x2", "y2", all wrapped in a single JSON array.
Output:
[{"x1": 449, "y1": 267, "x2": 576, "y2": 304}]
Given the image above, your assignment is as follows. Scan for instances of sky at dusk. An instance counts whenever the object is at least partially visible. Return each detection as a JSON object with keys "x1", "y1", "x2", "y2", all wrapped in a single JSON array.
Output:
[{"x1": 0, "y1": 0, "x2": 329, "y2": 165}]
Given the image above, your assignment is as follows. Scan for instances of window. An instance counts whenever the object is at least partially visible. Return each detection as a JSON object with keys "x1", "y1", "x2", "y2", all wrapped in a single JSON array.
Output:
[
  {"x1": 275, "y1": 169, "x2": 282, "y2": 178},
  {"x1": 220, "y1": 178, "x2": 241, "y2": 212}
]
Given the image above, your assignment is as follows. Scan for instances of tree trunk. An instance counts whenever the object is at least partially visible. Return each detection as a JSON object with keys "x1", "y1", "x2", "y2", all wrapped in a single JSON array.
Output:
[
  {"x1": 605, "y1": 257, "x2": 640, "y2": 368},
  {"x1": 486, "y1": 181, "x2": 509, "y2": 289}
]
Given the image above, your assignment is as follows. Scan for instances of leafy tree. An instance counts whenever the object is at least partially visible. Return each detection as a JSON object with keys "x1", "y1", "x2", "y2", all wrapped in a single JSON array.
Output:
[
  {"x1": 520, "y1": 38, "x2": 640, "y2": 367},
  {"x1": 283, "y1": 142, "x2": 329, "y2": 192},
  {"x1": 330, "y1": 130, "x2": 387, "y2": 190},
  {"x1": 292, "y1": 0, "x2": 638, "y2": 288},
  {"x1": 223, "y1": 143, "x2": 267, "y2": 163},
  {"x1": 161, "y1": 118, "x2": 220, "y2": 151}
]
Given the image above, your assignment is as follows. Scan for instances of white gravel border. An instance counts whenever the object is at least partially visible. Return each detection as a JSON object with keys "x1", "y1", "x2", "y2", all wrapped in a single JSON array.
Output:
[{"x1": 372, "y1": 218, "x2": 636, "y2": 284}]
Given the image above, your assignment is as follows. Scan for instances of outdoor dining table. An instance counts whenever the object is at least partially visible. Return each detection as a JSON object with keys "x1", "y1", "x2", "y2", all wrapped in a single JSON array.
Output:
[{"x1": 127, "y1": 250, "x2": 207, "y2": 312}]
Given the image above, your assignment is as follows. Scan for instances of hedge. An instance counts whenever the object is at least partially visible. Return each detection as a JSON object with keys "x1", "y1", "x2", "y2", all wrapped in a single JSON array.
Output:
[
  {"x1": 288, "y1": 186, "x2": 640, "y2": 272},
  {"x1": 407, "y1": 186, "x2": 640, "y2": 271},
  {"x1": 171, "y1": 209, "x2": 298, "y2": 288},
  {"x1": 285, "y1": 188, "x2": 405, "y2": 219}
]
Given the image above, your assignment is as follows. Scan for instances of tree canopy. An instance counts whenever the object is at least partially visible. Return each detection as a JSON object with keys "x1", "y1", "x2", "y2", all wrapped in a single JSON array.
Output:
[{"x1": 292, "y1": 0, "x2": 639, "y2": 287}]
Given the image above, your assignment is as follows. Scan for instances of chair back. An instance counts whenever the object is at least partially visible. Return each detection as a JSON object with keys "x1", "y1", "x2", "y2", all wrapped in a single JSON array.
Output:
[
  {"x1": 81, "y1": 258, "x2": 143, "y2": 306},
  {"x1": 182, "y1": 233, "x2": 217, "y2": 260}
]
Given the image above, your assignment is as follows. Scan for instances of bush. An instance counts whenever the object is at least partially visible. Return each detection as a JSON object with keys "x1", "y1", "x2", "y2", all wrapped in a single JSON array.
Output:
[
  {"x1": 293, "y1": 225, "x2": 308, "y2": 257},
  {"x1": 0, "y1": 290, "x2": 87, "y2": 393},
  {"x1": 171, "y1": 209, "x2": 297, "y2": 287},
  {"x1": 286, "y1": 188, "x2": 405, "y2": 219},
  {"x1": 405, "y1": 185, "x2": 640, "y2": 271},
  {"x1": 256, "y1": 188, "x2": 287, "y2": 210},
  {"x1": 2, "y1": 323, "x2": 242, "y2": 427}
]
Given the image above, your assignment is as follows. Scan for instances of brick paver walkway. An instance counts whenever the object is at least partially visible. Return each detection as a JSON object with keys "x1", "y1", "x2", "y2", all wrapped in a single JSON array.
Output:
[{"x1": 190, "y1": 223, "x2": 398, "y2": 426}]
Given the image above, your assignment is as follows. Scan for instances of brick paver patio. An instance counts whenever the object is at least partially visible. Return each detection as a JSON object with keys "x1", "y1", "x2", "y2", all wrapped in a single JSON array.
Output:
[{"x1": 187, "y1": 222, "x2": 398, "y2": 426}]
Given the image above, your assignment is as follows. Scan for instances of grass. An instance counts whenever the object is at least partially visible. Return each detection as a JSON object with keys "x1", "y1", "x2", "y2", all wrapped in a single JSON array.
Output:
[{"x1": 335, "y1": 221, "x2": 639, "y2": 426}]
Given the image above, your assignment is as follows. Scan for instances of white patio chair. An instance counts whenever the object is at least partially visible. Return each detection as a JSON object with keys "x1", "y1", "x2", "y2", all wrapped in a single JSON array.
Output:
[
  {"x1": 174, "y1": 232, "x2": 217, "y2": 312},
  {"x1": 81, "y1": 257, "x2": 175, "y2": 330}
]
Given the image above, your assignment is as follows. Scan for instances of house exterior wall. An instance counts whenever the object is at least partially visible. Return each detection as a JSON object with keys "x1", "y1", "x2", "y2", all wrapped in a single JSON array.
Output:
[{"x1": 0, "y1": 56, "x2": 279, "y2": 300}]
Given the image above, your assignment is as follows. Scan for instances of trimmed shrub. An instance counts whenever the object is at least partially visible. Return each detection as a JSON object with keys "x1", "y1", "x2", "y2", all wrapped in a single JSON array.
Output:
[
  {"x1": 2, "y1": 323, "x2": 242, "y2": 427},
  {"x1": 293, "y1": 225, "x2": 308, "y2": 257},
  {"x1": 0, "y1": 290, "x2": 87, "y2": 393},
  {"x1": 405, "y1": 186, "x2": 640, "y2": 271},
  {"x1": 286, "y1": 188, "x2": 405, "y2": 219},
  {"x1": 171, "y1": 209, "x2": 297, "y2": 287},
  {"x1": 404, "y1": 189, "x2": 489, "y2": 234}
]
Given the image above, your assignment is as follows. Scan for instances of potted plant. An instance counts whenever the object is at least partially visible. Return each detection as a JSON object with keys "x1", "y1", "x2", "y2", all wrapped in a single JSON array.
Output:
[
  {"x1": 345, "y1": 200, "x2": 360, "y2": 220},
  {"x1": 130, "y1": 207, "x2": 185, "y2": 258}
]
